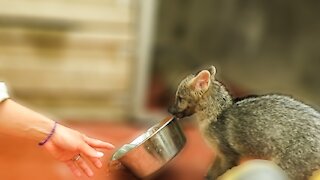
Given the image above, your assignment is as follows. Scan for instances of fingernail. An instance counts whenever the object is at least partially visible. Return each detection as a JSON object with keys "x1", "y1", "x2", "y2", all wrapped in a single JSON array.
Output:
[
  {"x1": 109, "y1": 144, "x2": 115, "y2": 149},
  {"x1": 88, "y1": 171, "x2": 94, "y2": 177},
  {"x1": 97, "y1": 152, "x2": 104, "y2": 158}
]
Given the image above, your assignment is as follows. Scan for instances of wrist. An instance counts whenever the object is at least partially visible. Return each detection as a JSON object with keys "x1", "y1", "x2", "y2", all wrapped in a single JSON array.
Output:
[
  {"x1": 25, "y1": 115, "x2": 56, "y2": 143},
  {"x1": 38, "y1": 121, "x2": 57, "y2": 146},
  {"x1": 0, "y1": 99, "x2": 57, "y2": 141}
]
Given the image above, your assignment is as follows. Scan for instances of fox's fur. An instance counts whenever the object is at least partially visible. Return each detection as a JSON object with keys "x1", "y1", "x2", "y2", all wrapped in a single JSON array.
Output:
[{"x1": 169, "y1": 66, "x2": 320, "y2": 180}]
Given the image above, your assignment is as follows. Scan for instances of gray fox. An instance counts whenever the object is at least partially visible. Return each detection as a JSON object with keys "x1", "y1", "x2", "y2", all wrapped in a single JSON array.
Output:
[{"x1": 168, "y1": 66, "x2": 320, "y2": 180}]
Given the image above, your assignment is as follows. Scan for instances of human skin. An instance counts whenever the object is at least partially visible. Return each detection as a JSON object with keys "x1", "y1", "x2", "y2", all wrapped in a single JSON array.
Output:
[{"x1": 0, "y1": 99, "x2": 114, "y2": 177}]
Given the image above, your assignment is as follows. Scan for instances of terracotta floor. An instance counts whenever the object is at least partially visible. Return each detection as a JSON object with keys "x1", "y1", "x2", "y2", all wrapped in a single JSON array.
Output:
[{"x1": 0, "y1": 121, "x2": 214, "y2": 180}]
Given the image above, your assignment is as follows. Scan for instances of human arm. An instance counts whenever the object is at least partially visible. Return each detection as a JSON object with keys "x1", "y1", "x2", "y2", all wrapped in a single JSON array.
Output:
[{"x1": 0, "y1": 99, "x2": 114, "y2": 177}]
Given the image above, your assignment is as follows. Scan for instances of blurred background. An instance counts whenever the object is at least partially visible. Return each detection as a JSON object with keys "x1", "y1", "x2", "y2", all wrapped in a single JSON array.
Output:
[{"x1": 0, "y1": 0, "x2": 319, "y2": 179}]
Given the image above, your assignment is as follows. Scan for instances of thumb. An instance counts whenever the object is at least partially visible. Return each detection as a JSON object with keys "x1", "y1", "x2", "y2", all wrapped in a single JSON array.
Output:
[{"x1": 80, "y1": 143, "x2": 104, "y2": 158}]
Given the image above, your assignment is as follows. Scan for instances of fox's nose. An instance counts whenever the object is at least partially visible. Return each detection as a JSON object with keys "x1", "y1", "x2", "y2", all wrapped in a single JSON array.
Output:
[{"x1": 168, "y1": 105, "x2": 176, "y2": 115}]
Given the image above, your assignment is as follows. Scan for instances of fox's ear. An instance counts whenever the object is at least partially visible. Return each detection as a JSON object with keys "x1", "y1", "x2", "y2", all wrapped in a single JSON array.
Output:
[
  {"x1": 190, "y1": 70, "x2": 211, "y2": 91},
  {"x1": 208, "y1": 66, "x2": 216, "y2": 76}
]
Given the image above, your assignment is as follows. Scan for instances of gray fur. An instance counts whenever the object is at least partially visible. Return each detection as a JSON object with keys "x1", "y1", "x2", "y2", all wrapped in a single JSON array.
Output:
[{"x1": 169, "y1": 67, "x2": 320, "y2": 180}]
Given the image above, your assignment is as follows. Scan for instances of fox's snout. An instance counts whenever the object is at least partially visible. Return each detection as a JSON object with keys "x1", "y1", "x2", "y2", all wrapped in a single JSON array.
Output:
[
  {"x1": 168, "y1": 105, "x2": 183, "y2": 118},
  {"x1": 168, "y1": 105, "x2": 175, "y2": 115},
  {"x1": 168, "y1": 104, "x2": 194, "y2": 118}
]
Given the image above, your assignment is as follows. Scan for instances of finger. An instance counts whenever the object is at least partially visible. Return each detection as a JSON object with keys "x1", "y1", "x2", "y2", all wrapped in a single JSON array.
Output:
[
  {"x1": 76, "y1": 156, "x2": 94, "y2": 177},
  {"x1": 66, "y1": 160, "x2": 82, "y2": 177},
  {"x1": 84, "y1": 136, "x2": 115, "y2": 149},
  {"x1": 88, "y1": 157, "x2": 103, "y2": 169},
  {"x1": 80, "y1": 143, "x2": 104, "y2": 158}
]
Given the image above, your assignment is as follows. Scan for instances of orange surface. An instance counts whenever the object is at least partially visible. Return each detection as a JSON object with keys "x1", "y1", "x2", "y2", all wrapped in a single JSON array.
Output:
[{"x1": 0, "y1": 122, "x2": 213, "y2": 180}]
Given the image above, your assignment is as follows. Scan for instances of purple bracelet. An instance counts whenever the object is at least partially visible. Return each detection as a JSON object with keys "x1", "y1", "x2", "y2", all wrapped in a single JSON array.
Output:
[{"x1": 38, "y1": 121, "x2": 57, "y2": 146}]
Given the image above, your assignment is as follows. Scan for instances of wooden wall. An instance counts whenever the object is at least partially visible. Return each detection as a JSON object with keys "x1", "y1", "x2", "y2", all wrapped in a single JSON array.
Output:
[{"x1": 0, "y1": 0, "x2": 137, "y2": 121}]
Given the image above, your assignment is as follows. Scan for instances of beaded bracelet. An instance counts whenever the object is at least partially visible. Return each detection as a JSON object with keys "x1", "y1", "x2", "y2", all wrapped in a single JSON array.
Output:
[{"x1": 38, "y1": 121, "x2": 57, "y2": 146}]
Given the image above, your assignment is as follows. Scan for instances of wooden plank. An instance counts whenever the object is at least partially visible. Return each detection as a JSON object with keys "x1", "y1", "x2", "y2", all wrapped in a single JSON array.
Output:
[
  {"x1": 0, "y1": 1, "x2": 132, "y2": 24},
  {"x1": 0, "y1": 61, "x2": 131, "y2": 91},
  {"x1": 0, "y1": 27, "x2": 134, "y2": 46},
  {"x1": 15, "y1": 88, "x2": 132, "y2": 120},
  {"x1": 36, "y1": 105, "x2": 130, "y2": 120}
]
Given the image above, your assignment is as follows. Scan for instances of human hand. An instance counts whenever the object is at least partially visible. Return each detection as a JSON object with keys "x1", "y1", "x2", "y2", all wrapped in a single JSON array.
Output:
[{"x1": 43, "y1": 123, "x2": 114, "y2": 177}]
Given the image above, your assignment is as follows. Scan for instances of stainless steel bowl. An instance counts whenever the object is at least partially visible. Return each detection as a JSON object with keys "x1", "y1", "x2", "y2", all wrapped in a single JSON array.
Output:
[{"x1": 111, "y1": 116, "x2": 186, "y2": 178}]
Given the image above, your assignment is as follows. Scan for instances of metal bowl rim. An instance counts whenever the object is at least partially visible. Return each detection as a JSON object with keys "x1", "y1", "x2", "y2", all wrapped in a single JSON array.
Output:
[{"x1": 112, "y1": 116, "x2": 180, "y2": 160}]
